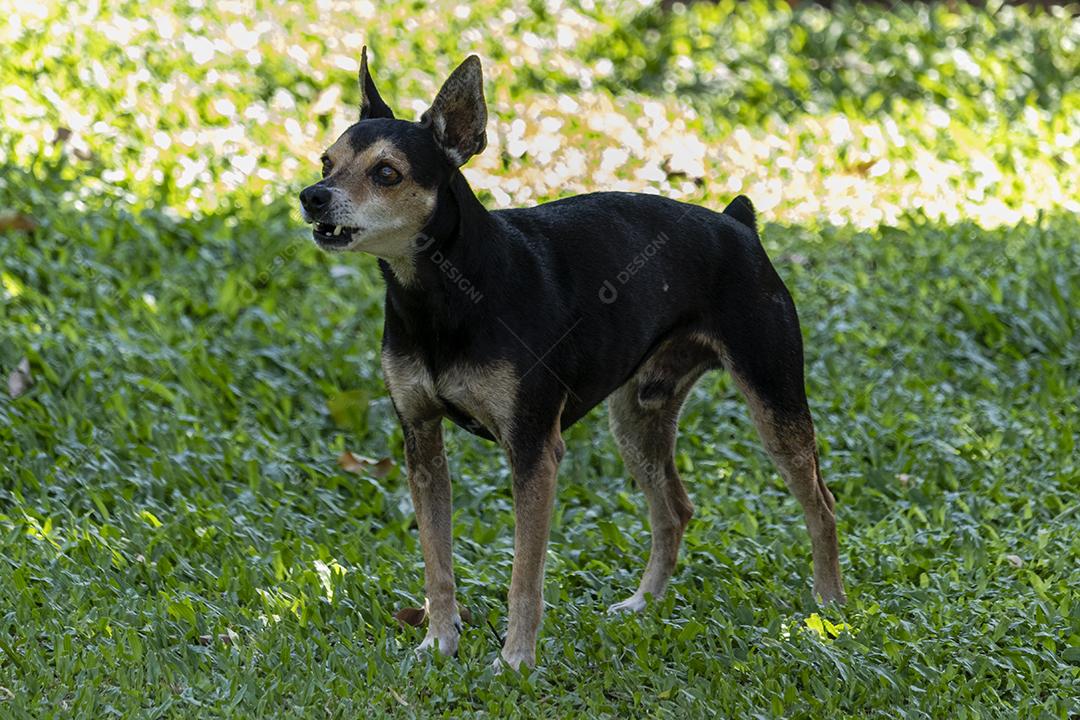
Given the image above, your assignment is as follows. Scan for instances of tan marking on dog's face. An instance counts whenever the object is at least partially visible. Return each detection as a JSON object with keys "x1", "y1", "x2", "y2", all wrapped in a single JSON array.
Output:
[{"x1": 315, "y1": 136, "x2": 437, "y2": 261}]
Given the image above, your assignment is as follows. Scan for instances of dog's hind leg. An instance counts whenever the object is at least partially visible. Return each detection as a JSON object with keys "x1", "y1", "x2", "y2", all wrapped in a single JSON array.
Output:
[
  {"x1": 729, "y1": 371, "x2": 846, "y2": 603},
  {"x1": 714, "y1": 280, "x2": 847, "y2": 604},
  {"x1": 607, "y1": 341, "x2": 710, "y2": 613}
]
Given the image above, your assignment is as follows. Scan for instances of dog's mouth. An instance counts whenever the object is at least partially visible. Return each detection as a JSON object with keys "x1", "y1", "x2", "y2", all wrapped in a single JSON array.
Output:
[{"x1": 312, "y1": 222, "x2": 361, "y2": 249}]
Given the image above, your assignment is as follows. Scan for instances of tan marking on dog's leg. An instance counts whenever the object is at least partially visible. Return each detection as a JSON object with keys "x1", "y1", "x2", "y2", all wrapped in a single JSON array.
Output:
[
  {"x1": 436, "y1": 361, "x2": 518, "y2": 444},
  {"x1": 402, "y1": 419, "x2": 462, "y2": 655},
  {"x1": 497, "y1": 420, "x2": 564, "y2": 672},
  {"x1": 382, "y1": 350, "x2": 440, "y2": 422},
  {"x1": 606, "y1": 373, "x2": 699, "y2": 613},
  {"x1": 730, "y1": 371, "x2": 846, "y2": 604}
]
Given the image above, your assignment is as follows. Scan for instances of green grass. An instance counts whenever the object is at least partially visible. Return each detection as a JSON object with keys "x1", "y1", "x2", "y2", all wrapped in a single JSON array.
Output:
[{"x1": 1, "y1": 0, "x2": 1079, "y2": 717}]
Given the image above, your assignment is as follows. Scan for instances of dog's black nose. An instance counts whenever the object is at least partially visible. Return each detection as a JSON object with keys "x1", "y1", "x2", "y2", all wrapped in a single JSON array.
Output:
[{"x1": 300, "y1": 185, "x2": 332, "y2": 213}]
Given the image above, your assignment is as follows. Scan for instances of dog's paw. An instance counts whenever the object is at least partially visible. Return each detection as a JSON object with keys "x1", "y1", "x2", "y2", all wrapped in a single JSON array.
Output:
[
  {"x1": 415, "y1": 616, "x2": 462, "y2": 658},
  {"x1": 607, "y1": 594, "x2": 648, "y2": 614},
  {"x1": 493, "y1": 647, "x2": 535, "y2": 674},
  {"x1": 415, "y1": 631, "x2": 459, "y2": 657}
]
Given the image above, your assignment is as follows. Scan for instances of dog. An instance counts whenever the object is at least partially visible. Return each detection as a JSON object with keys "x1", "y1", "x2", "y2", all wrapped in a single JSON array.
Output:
[{"x1": 299, "y1": 48, "x2": 847, "y2": 671}]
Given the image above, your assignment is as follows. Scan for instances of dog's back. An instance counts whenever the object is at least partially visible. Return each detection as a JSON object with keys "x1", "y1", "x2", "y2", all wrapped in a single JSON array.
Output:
[{"x1": 486, "y1": 191, "x2": 783, "y2": 425}]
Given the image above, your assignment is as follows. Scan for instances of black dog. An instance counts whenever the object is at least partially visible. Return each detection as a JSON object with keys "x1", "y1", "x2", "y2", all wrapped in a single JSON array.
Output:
[{"x1": 299, "y1": 49, "x2": 846, "y2": 671}]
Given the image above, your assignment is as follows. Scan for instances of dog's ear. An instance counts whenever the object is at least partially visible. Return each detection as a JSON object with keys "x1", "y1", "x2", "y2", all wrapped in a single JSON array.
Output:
[
  {"x1": 359, "y1": 46, "x2": 394, "y2": 120},
  {"x1": 421, "y1": 56, "x2": 487, "y2": 167}
]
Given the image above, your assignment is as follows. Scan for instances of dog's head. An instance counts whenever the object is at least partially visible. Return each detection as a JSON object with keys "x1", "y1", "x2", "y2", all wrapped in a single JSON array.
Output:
[{"x1": 299, "y1": 48, "x2": 487, "y2": 255}]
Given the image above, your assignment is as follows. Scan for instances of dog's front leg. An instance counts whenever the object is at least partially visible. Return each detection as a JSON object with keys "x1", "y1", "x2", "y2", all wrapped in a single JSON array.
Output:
[
  {"x1": 402, "y1": 419, "x2": 461, "y2": 656},
  {"x1": 498, "y1": 421, "x2": 565, "y2": 671}
]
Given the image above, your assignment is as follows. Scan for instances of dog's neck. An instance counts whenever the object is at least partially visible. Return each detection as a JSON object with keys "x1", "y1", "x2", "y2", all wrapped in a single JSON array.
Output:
[{"x1": 380, "y1": 170, "x2": 503, "y2": 341}]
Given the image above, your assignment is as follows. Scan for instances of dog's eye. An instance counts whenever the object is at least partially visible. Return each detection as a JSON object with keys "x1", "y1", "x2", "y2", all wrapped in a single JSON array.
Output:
[
  {"x1": 320, "y1": 157, "x2": 332, "y2": 178},
  {"x1": 372, "y1": 162, "x2": 402, "y2": 186}
]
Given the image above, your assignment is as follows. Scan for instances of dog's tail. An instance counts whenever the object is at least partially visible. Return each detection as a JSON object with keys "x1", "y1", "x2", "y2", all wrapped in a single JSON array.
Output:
[{"x1": 722, "y1": 195, "x2": 757, "y2": 232}]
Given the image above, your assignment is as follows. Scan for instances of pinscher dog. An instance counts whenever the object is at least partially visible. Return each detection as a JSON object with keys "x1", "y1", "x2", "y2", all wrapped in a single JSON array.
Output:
[{"x1": 298, "y1": 49, "x2": 847, "y2": 671}]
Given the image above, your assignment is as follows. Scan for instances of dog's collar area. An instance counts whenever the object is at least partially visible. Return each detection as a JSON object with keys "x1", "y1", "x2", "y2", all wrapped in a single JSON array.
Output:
[{"x1": 312, "y1": 221, "x2": 359, "y2": 247}]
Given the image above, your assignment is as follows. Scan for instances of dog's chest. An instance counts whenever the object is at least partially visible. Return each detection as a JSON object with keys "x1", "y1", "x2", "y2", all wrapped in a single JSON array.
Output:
[{"x1": 381, "y1": 351, "x2": 517, "y2": 441}]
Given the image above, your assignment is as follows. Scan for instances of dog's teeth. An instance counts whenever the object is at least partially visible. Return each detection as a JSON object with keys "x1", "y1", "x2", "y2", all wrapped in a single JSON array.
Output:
[{"x1": 333, "y1": 225, "x2": 342, "y2": 236}]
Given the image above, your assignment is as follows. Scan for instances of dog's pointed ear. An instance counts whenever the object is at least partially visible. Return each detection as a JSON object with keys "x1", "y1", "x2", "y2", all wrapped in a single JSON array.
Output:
[
  {"x1": 421, "y1": 55, "x2": 487, "y2": 167},
  {"x1": 359, "y1": 46, "x2": 394, "y2": 120}
]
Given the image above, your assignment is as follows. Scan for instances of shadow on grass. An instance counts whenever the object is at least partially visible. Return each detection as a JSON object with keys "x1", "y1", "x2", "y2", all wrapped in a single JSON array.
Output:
[
  {"x1": 3, "y1": 154, "x2": 1076, "y2": 527},
  {"x1": 2, "y1": 156, "x2": 1078, "y2": 717}
]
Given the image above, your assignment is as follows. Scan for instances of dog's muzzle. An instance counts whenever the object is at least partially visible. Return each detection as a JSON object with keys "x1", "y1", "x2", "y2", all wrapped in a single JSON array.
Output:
[
  {"x1": 300, "y1": 185, "x2": 361, "y2": 249},
  {"x1": 311, "y1": 222, "x2": 360, "y2": 249}
]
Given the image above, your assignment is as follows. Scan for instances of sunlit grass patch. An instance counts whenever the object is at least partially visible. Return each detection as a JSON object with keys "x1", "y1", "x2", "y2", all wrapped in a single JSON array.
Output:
[{"x1": 1, "y1": 0, "x2": 1077, "y2": 225}]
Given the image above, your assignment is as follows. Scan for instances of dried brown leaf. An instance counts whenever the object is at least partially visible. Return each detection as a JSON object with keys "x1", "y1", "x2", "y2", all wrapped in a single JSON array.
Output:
[
  {"x1": 393, "y1": 604, "x2": 472, "y2": 628},
  {"x1": 338, "y1": 451, "x2": 394, "y2": 478},
  {"x1": 0, "y1": 212, "x2": 36, "y2": 233},
  {"x1": 394, "y1": 606, "x2": 426, "y2": 627}
]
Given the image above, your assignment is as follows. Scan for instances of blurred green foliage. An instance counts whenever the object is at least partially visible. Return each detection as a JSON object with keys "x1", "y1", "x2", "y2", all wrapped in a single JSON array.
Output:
[
  {"x1": 1, "y1": 0, "x2": 1076, "y2": 223},
  {"x1": 587, "y1": 0, "x2": 1078, "y2": 124}
]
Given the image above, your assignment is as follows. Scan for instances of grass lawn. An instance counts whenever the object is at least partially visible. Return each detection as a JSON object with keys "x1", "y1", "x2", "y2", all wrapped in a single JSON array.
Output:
[{"x1": 1, "y1": 0, "x2": 1078, "y2": 717}]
